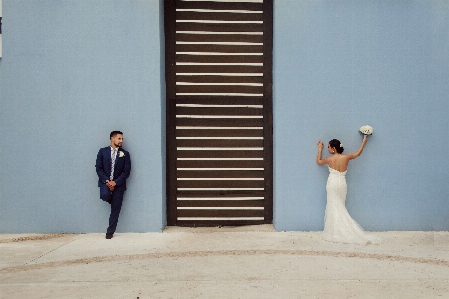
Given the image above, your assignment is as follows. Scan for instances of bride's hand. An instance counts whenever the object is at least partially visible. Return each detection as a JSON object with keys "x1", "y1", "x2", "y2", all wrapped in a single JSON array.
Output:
[{"x1": 317, "y1": 140, "x2": 324, "y2": 149}]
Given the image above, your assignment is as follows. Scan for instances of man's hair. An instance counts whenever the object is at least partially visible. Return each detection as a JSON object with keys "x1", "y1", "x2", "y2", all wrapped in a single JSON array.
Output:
[{"x1": 110, "y1": 131, "x2": 123, "y2": 139}]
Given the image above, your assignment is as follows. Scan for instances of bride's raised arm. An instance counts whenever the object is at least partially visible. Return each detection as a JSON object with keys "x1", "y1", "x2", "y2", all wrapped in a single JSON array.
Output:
[{"x1": 346, "y1": 136, "x2": 368, "y2": 160}]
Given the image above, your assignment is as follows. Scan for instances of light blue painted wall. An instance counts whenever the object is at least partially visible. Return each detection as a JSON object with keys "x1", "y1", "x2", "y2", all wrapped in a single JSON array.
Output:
[
  {"x1": 1, "y1": 1, "x2": 448, "y2": 233},
  {"x1": 0, "y1": 0, "x2": 165, "y2": 233},
  {"x1": 273, "y1": 0, "x2": 449, "y2": 231}
]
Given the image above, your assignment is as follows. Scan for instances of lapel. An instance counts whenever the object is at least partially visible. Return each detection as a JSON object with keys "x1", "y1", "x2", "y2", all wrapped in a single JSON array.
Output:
[{"x1": 105, "y1": 146, "x2": 112, "y2": 173}]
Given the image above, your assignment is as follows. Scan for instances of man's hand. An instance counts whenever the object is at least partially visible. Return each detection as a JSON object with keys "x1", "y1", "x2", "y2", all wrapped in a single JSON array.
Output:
[{"x1": 106, "y1": 180, "x2": 116, "y2": 191}]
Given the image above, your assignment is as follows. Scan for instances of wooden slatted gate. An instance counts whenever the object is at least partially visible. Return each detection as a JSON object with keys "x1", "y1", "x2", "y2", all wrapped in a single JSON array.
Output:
[{"x1": 165, "y1": 0, "x2": 273, "y2": 226}]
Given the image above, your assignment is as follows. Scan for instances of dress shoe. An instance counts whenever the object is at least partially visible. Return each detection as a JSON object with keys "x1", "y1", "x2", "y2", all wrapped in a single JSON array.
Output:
[{"x1": 105, "y1": 233, "x2": 114, "y2": 239}]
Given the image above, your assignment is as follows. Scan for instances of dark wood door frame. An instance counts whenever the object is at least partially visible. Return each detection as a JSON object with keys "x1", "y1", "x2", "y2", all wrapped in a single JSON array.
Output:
[{"x1": 164, "y1": 0, "x2": 273, "y2": 226}]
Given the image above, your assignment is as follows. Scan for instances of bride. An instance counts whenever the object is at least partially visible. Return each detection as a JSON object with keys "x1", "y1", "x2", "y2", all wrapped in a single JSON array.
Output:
[{"x1": 316, "y1": 136, "x2": 385, "y2": 245}]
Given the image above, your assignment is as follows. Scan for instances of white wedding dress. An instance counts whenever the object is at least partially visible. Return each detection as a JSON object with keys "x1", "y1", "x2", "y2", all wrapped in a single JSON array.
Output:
[{"x1": 322, "y1": 167, "x2": 385, "y2": 245}]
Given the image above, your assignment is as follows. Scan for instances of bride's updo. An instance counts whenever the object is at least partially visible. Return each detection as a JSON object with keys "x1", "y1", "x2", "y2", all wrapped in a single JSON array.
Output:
[{"x1": 329, "y1": 139, "x2": 344, "y2": 154}]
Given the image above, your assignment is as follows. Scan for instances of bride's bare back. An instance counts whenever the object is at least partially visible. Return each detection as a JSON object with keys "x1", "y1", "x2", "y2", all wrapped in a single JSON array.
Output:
[{"x1": 326, "y1": 154, "x2": 351, "y2": 172}]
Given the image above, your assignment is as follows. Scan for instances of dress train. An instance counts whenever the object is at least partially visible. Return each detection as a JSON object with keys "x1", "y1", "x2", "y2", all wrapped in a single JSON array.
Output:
[{"x1": 322, "y1": 167, "x2": 385, "y2": 245}]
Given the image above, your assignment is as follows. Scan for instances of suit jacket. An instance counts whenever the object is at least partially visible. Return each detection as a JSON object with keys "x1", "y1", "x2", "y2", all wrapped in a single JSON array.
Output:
[{"x1": 95, "y1": 146, "x2": 131, "y2": 192}]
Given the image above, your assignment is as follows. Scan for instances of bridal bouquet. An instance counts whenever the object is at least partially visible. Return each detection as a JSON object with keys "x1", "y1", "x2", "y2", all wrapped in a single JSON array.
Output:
[{"x1": 359, "y1": 125, "x2": 373, "y2": 136}]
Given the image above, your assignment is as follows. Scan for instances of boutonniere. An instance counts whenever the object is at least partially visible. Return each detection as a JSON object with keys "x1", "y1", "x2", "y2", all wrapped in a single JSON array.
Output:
[{"x1": 119, "y1": 151, "x2": 125, "y2": 157}]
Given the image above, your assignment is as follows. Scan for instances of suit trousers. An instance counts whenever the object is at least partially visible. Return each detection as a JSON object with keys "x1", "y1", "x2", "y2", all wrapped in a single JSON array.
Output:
[
  {"x1": 107, "y1": 190, "x2": 125, "y2": 234},
  {"x1": 107, "y1": 191, "x2": 125, "y2": 234},
  {"x1": 100, "y1": 185, "x2": 125, "y2": 234}
]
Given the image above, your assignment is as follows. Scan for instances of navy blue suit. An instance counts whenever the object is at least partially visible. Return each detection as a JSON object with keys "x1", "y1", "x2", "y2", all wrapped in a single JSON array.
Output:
[{"x1": 95, "y1": 146, "x2": 131, "y2": 234}]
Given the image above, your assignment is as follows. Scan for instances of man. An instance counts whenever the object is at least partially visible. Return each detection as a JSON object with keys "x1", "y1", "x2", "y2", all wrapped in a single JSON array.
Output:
[{"x1": 95, "y1": 131, "x2": 131, "y2": 239}]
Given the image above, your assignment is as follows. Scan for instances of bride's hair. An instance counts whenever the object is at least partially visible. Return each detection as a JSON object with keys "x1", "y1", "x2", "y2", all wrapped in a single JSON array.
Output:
[{"x1": 329, "y1": 139, "x2": 344, "y2": 154}]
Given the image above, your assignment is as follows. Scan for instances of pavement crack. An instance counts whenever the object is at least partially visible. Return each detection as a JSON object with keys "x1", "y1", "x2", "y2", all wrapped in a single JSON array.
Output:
[
  {"x1": 0, "y1": 234, "x2": 75, "y2": 243},
  {"x1": 1, "y1": 249, "x2": 448, "y2": 274},
  {"x1": 23, "y1": 235, "x2": 80, "y2": 266}
]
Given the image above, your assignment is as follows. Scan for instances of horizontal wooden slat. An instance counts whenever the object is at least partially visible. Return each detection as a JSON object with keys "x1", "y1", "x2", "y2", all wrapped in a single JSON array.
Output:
[
  {"x1": 178, "y1": 194, "x2": 264, "y2": 199},
  {"x1": 177, "y1": 197, "x2": 264, "y2": 201},
  {"x1": 177, "y1": 194, "x2": 264, "y2": 201},
  {"x1": 175, "y1": 98, "x2": 264, "y2": 105},
  {"x1": 176, "y1": 12, "x2": 263, "y2": 22},
  {"x1": 177, "y1": 209, "x2": 265, "y2": 217},
  {"x1": 177, "y1": 170, "x2": 264, "y2": 178},
  {"x1": 176, "y1": 85, "x2": 263, "y2": 95},
  {"x1": 176, "y1": 75, "x2": 264, "y2": 84},
  {"x1": 176, "y1": 23, "x2": 263, "y2": 33},
  {"x1": 176, "y1": 65, "x2": 263, "y2": 74},
  {"x1": 176, "y1": 129, "x2": 263, "y2": 137},
  {"x1": 176, "y1": 54, "x2": 264, "y2": 63},
  {"x1": 178, "y1": 200, "x2": 263, "y2": 208},
  {"x1": 177, "y1": 180, "x2": 264, "y2": 188},
  {"x1": 177, "y1": 220, "x2": 263, "y2": 227},
  {"x1": 175, "y1": 220, "x2": 266, "y2": 226},
  {"x1": 176, "y1": 44, "x2": 263, "y2": 53},
  {"x1": 176, "y1": 33, "x2": 263, "y2": 44},
  {"x1": 177, "y1": 150, "x2": 263, "y2": 159},
  {"x1": 176, "y1": 118, "x2": 263, "y2": 126},
  {"x1": 176, "y1": 158, "x2": 264, "y2": 168},
  {"x1": 176, "y1": 1, "x2": 263, "y2": 11},
  {"x1": 176, "y1": 107, "x2": 263, "y2": 116},
  {"x1": 176, "y1": 190, "x2": 265, "y2": 200},
  {"x1": 176, "y1": 139, "x2": 263, "y2": 147},
  {"x1": 177, "y1": 160, "x2": 264, "y2": 168},
  {"x1": 176, "y1": 115, "x2": 262, "y2": 119}
]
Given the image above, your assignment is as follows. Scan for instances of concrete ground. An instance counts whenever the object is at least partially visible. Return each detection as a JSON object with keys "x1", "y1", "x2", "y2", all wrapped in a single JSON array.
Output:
[{"x1": 0, "y1": 226, "x2": 448, "y2": 299}]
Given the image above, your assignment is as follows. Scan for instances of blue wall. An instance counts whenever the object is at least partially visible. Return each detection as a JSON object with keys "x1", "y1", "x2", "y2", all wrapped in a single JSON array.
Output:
[
  {"x1": 0, "y1": 0, "x2": 165, "y2": 233},
  {"x1": 1, "y1": 1, "x2": 449, "y2": 233},
  {"x1": 273, "y1": 0, "x2": 449, "y2": 231}
]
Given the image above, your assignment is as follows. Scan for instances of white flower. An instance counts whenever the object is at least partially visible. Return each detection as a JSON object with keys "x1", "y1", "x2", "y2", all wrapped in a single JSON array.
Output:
[
  {"x1": 119, "y1": 151, "x2": 125, "y2": 157},
  {"x1": 359, "y1": 125, "x2": 373, "y2": 135}
]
